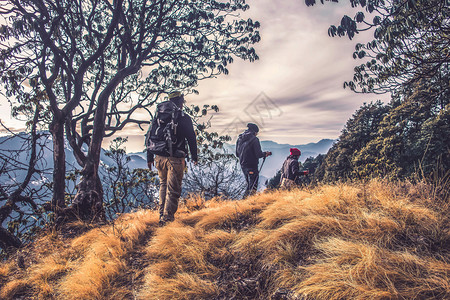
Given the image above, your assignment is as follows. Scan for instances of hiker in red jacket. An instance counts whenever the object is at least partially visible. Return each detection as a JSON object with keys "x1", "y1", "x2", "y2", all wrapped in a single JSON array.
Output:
[
  {"x1": 280, "y1": 148, "x2": 309, "y2": 189},
  {"x1": 236, "y1": 123, "x2": 272, "y2": 197}
]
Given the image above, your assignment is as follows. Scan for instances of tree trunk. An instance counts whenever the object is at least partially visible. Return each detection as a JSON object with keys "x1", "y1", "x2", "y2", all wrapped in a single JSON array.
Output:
[
  {"x1": 0, "y1": 227, "x2": 22, "y2": 252},
  {"x1": 72, "y1": 159, "x2": 105, "y2": 222},
  {"x1": 71, "y1": 93, "x2": 109, "y2": 222},
  {"x1": 50, "y1": 117, "x2": 66, "y2": 215},
  {"x1": 70, "y1": 66, "x2": 138, "y2": 222}
]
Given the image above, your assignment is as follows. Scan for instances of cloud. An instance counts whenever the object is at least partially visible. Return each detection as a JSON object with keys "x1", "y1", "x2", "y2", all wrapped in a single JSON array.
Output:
[
  {"x1": 106, "y1": 0, "x2": 390, "y2": 151},
  {"x1": 182, "y1": 0, "x2": 390, "y2": 146}
]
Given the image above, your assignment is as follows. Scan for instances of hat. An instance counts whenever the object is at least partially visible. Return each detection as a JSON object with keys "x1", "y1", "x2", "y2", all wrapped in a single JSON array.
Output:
[
  {"x1": 168, "y1": 91, "x2": 183, "y2": 99},
  {"x1": 290, "y1": 148, "x2": 301, "y2": 156},
  {"x1": 168, "y1": 91, "x2": 184, "y2": 106},
  {"x1": 247, "y1": 123, "x2": 259, "y2": 133}
]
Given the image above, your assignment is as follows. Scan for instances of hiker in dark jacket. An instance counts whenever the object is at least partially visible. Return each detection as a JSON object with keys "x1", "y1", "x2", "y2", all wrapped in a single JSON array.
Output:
[
  {"x1": 280, "y1": 148, "x2": 309, "y2": 189},
  {"x1": 147, "y1": 91, "x2": 198, "y2": 226},
  {"x1": 236, "y1": 123, "x2": 272, "y2": 197}
]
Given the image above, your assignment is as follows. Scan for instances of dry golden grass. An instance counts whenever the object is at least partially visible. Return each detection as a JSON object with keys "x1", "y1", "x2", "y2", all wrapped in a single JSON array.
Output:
[
  {"x1": 0, "y1": 261, "x2": 12, "y2": 279},
  {"x1": 293, "y1": 237, "x2": 450, "y2": 299},
  {"x1": 56, "y1": 210, "x2": 158, "y2": 299},
  {"x1": 1, "y1": 180, "x2": 448, "y2": 299},
  {"x1": 0, "y1": 209, "x2": 158, "y2": 299},
  {"x1": 142, "y1": 272, "x2": 218, "y2": 300},
  {"x1": 0, "y1": 279, "x2": 30, "y2": 299}
]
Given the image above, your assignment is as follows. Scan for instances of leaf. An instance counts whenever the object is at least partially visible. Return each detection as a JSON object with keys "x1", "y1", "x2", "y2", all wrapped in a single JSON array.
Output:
[
  {"x1": 373, "y1": 16, "x2": 381, "y2": 25},
  {"x1": 328, "y1": 25, "x2": 337, "y2": 37},
  {"x1": 356, "y1": 12, "x2": 365, "y2": 23}
]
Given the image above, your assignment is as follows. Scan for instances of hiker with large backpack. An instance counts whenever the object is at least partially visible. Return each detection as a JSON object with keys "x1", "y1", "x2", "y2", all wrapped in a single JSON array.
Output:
[
  {"x1": 280, "y1": 148, "x2": 309, "y2": 190},
  {"x1": 146, "y1": 91, "x2": 198, "y2": 226},
  {"x1": 236, "y1": 123, "x2": 272, "y2": 197}
]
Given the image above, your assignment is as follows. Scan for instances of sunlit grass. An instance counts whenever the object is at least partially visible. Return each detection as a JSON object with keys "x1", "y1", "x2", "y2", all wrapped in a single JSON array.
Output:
[{"x1": 1, "y1": 180, "x2": 448, "y2": 299}]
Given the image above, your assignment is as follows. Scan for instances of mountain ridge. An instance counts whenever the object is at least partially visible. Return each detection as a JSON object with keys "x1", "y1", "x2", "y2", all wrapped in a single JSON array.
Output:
[{"x1": 1, "y1": 133, "x2": 334, "y2": 194}]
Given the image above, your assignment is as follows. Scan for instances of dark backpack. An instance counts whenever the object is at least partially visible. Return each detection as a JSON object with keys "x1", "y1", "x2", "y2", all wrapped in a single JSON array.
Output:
[{"x1": 146, "y1": 101, "x2": 183, "y2": 157}]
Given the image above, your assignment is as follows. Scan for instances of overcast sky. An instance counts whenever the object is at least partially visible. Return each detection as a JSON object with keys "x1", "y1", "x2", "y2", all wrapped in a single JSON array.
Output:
[
  {"x1": 187, "y1": 0, "x2": 388, "y2": 145},
  {"x1": 0, "y1": 0, "x2": 388, "y2": 153}
]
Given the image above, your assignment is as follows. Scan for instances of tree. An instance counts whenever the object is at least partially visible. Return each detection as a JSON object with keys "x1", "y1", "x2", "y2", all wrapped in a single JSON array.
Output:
[
  {"x1": 317, "y1": 85, "x2": 449, "y2": 182},
  {"x1": 353, "y1": 81, "x2": 449, "y2": 179},
  {"x1": 302, "y1": 154, "x2": 325, "y2": 184},
  {"x1": 307, "y1": 0, "x2": 449, "y2": 99},
  {"x1": 308, "y1": 0, "x2": 449, "y2": 182},
  {"x1": 101, "y1": 137, "x2": 159, "y2": 220},
  {"x1": 265, "y1": 169, "x2": 282, "y2": 190},
  {"x1": 183, "y1": 147, "x2": 246, "y2": 200},
  {"x1": 316, "y1": 101, "x2": 389, "y2": 182},
  {"x1": 0, "y1": 0, "x2": 260, "y2": 221},
  {"x1": 0, "y1": 103, "x2": 51, "y2": 253}
]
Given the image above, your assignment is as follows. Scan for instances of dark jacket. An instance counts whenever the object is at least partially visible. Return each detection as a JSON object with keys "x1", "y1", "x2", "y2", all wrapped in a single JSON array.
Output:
[
  {"x1": 281, "y1": 155, "x2": 300, "y2": 180},
  {"x1": 236, "y1": 129, "x2": 265, "y2": 171},
  {"x1": 147, "y1": 114, "x2": 198, "y2": 163}
]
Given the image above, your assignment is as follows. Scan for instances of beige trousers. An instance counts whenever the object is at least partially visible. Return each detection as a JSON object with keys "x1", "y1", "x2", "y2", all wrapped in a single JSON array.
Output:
[{"x1": 155, "y1": 155, "x2": 186, "y2": 222}]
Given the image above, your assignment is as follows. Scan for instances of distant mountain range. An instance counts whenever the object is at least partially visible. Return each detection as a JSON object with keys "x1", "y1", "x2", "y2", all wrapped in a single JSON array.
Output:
[
  {"x1": 130, "y1": 138, "x2": 335, "y2": 185},
  {"x1": 260, "y1": 139, "x2": 334, "y2": 179},
  {"x1": 0, "y1": 132, "x2": 335, "y2": 192},
  {"x1": 221, "y1": 139, "x2": 335, "y2": 183}
]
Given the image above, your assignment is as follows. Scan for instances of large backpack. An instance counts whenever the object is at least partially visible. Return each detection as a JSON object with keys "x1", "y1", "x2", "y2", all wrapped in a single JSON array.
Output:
[{"x1": 146, "y1": 101, "x2": 183, "y2": 157}]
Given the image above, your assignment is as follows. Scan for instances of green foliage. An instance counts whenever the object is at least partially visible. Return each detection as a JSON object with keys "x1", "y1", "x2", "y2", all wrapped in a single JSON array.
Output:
[
  {"x1": 352, "y1": 82, "x2": 449, "y2": 179},
  {"x1": 310, "y1": 0, "x2": 449, "y2": 183},
  {"x1": 316, "y1": 101, "x2": 389, "y2": 182},
  {"x1": 266, "y1": 169, "x2": 282, "y2": 190},
  {"x1": 317, "y1": 85, "x2": 449, "y2": 182},
  {"x1": 302, "y1": 154, "x2": 325, "y2": 184},
  {"x1": 311, "y1": 0, "x2": 449, "y2": 96}
]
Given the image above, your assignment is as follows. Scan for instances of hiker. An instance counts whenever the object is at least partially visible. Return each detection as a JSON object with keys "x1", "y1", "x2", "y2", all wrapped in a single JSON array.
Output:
[
  {"x1": 146, "y1": 91, "x2": 198, "y2": 226},
  {"x1": 280, "y1": 148, "x2": 309, "y2": 189},
  {"x1": 236, "y1": 123, "x2": 272, "y2": 197}
]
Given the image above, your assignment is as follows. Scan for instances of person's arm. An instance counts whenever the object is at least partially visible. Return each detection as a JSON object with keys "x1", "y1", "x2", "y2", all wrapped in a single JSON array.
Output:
[
  {"x1": 184, "y1": 116, "x2": 198, "y2": 162},
  {"x1": 252, "y1": 137, "x2": 266, "y2": 159}
]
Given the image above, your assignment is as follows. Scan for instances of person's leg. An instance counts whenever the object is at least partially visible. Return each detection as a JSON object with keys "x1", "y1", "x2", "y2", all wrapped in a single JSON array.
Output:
[
  {"x1": 248, "y1": 170, "x2": 259, "y2": 195},
  {"x1": 242, "y1": 168, "x2": 258, "y2": 197},
  {"x1": 155, "y1": 156, "x2": 168, "y2": 222},
  {"x1": 242, "y1": 168, "x2": 251, "y2": 198},
  {"x1": 164, "y1": 157, "x2": 185, "y2": 222}
]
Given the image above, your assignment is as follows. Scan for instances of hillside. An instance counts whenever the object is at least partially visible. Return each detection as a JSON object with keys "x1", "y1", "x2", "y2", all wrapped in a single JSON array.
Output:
[{"x1": 0, "y1": 180, "x2": 449, "y2": 299}]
